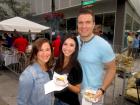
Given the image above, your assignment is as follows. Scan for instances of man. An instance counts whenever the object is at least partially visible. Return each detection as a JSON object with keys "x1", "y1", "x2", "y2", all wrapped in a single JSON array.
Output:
[
  {"x1": 77, "y1": 9, "x2": 116, "y2": 105},
  {"x1": 127, "y1": 32, "x2": 134, "y2": 57},
  {"x1": 52, "y1": 35, "x2": 61, "y2": 59},
  {"x1": 93, "y1": 24, "x2": 102, "y2": 35},
  {"x1": 93, "y1": 24, "x2": 109, "y2": 41}
]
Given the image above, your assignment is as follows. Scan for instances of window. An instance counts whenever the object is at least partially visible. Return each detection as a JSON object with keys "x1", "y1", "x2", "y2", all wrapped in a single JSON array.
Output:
[
  {"x1": 67, "y1": 18, "x2": 76, "y2": 31},
  {"x1": 95, "y1": 13, "x2": 115, "y2": 44},
  {"x1": 103, "y1": 13, "x2": 115, "y2": 44},
  {"x1": 125, "y1": 14, "x2": 132, "y2": 31},
  {"x1": 133, "y1": 20, "x2": 140, "y2": 31},
  {"x1": 95, "y1": 14, "x2": 103, "y2": 24}
]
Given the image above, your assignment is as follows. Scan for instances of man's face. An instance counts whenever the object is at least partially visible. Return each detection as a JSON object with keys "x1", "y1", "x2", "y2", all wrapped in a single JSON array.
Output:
[{"x1": 77, "y1": 14, "x2": 95, "y2": 37}]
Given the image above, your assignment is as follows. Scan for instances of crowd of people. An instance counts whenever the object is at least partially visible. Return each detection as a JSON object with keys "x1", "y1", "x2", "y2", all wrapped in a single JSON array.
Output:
[
  {"x1": 16, "y1": 8, "x2": 116, "y2": 105},
  {"x1": 0, "y1": 32, "x2": 28, "y2": 53}
]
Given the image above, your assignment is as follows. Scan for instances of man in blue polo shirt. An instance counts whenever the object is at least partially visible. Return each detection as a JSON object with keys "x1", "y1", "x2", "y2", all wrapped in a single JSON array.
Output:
[{"x1": 77, "y1": 9, "x2": 116, "y2": 105}]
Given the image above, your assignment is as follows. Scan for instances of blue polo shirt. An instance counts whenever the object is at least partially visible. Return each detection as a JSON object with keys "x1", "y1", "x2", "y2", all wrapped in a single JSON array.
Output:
[{"x1": 77, "y1": 35, "x2": 115, "y2": 90}]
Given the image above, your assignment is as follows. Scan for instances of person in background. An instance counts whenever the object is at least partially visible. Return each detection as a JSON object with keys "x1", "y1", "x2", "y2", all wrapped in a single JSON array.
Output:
[
  {"x1": 93, "y1": 24, "x2": 102, "y2": 35},
  {"x1": 127, "y1": 32, "x2": 134, "y2": 57},
  {"x1": 54, "y1": 35, "x2": 83, "y2": 105},
  {"x1": 0, "y1": 37, "x2": 5, "y2": 53},
  {"x1": 12, "y1": 35, "x2": 28, "y2": 52},
  {"x1": 132, "y1": 33, "x2": 139, "y2": 59},
  {"x1": 31, "y1": 33, "x2": 36, "y2": 42},
  {"x1": 11, "y1": 33, "x2": 17, "y2": 45},
  {"x1": 93, "y1": 24, "x2": 109, "y2": 41},
  {"x1": 138, "y1": 34, "x2": 140, "y2": 56},
  {"x1": 2, "y1": 33, "x2": 13, "y2": 48},
  {"x1": 52, "y1": 35, "x2": 61, "y2": 59},
  {"x1": 0, "y1": 36, "x2": 5, "y2": 47},
  {"x1": 17, "y1": 38, "x2": 54, "y2": 105},
  {"x1": 77, "y1": 8, "x2": 116, "y2": 105}
]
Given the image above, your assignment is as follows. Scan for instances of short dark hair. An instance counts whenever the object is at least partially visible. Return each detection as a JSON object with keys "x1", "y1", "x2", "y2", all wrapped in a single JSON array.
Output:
[{"x1": 77, "y1": 8, "x2": 95, "y2": 22}]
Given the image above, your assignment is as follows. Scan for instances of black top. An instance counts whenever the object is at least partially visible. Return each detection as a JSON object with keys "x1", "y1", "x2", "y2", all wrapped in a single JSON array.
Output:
[{"x1": 54, "y1": 61, "x2": 83, "y2": 105}]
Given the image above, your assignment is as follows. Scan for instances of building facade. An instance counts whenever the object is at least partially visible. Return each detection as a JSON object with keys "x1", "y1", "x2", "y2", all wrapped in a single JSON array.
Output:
[{"x1": 26, "y1": 0, "x2": 140, "y2": 52}]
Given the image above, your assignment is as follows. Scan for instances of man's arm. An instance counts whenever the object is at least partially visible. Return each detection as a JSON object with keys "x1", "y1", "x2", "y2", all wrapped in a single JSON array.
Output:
[
  {"x1": 101, "y1": 59, "x2": 116, "y2": 91},
  {"x1": 95, "y1": 59, "x2": 116, "y2": 99}
]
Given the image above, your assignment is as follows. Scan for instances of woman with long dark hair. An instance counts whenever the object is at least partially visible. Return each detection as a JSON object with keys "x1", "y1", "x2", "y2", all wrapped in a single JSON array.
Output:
[{"x1": 54, "y1": 35, "x2": 83, "y2": 105}]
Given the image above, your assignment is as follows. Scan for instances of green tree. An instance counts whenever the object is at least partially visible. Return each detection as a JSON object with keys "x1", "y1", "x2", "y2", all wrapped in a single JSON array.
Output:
[
  {"x1": 0, "y1": 6, "x2": 9, "y2": 20},
  {"x1": 0, "y1": 0, "x2": 30, "y2": 20}
]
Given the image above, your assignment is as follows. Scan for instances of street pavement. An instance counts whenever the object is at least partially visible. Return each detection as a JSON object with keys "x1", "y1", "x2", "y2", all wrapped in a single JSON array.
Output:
[
  {"x1": 0, "y1": 58, "x2": 140, "y2": 105},
  {"x1": 0, "y1": 68, "x2": 18, "y2": 105}
]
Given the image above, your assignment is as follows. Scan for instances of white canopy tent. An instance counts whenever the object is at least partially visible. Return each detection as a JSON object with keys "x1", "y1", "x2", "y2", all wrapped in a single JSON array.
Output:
[
  {"x1": 137, "y1": 29, "x2": 140, "y2": 32},
  {"x1": 0, "y1": 17, "x2": 49, "y2": 33}
]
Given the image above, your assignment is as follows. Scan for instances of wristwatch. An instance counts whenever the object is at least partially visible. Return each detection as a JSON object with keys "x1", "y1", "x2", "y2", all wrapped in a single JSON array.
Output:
[{"x1": 98, "y1": 88, "x2": 105, "y2": 94}]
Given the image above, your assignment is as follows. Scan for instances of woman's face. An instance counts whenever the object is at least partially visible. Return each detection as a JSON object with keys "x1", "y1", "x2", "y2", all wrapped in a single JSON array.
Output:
[
  {"x1": 62, "y1": 38, "x2": 76, "y2": 57},
  {"x1": 37, "y1": 42, "x2": 51, "y2": 64}
]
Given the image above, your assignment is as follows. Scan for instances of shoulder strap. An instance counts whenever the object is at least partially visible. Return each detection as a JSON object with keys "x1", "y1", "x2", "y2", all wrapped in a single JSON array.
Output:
[{"x1": 48, "y1": 70, "x2": 53, "y2": 80}]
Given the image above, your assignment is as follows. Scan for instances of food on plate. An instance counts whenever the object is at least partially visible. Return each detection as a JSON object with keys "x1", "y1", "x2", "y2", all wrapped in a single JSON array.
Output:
[
  {"x1": 84, "y1": 92, "x2": 95, "y2": 99},
  {"x1": 84, "y1": 91, "x2": 94, "y2": 99},
  {"x1": 83, "y1": 89, "x2": 99, "y2": 103},
  {"x1": 83, "y1": 89, "x2": 96, "y2": 100},
  {"x1": 56, "y1": 76, "x2": 65, "y2": 81}
]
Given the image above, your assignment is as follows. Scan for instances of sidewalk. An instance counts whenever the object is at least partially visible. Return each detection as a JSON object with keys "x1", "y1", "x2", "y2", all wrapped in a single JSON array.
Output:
[
  {"x1": 0, "y1": 69, "x2": 18, "y2": 105},
  {"x1": 0, "y1": 97, "x2": 7, "y2": 105}
]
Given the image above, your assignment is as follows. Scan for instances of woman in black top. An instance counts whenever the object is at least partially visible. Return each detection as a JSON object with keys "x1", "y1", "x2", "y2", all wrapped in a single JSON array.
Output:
[{"x1": 54, "y1": 35, "x2": 83, "y2": 105}]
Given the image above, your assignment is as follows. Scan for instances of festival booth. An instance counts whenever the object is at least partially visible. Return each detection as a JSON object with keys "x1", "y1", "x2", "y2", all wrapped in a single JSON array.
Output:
[{"x1": 0, "y1": 17, "x2": 50, "y2": 75}]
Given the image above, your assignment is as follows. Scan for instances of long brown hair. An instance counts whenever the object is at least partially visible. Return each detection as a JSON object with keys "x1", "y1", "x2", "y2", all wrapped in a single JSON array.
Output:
[{"x1": 29, "y1": 38, "x2": 54, "y2": 70}]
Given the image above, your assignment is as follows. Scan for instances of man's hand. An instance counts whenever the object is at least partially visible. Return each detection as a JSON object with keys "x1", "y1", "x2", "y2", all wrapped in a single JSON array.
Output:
[{"x1": 94, "y1": 89, "x2": 104, "y2": 101}]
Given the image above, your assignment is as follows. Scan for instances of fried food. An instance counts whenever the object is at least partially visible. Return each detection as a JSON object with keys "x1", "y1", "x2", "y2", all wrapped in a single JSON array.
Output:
[
  {"x1": 84, "y1": 92, "x2": 95, "y2": 99},
  {"x1": 57, "y1": 76, "x2": 64, "y2": 81}
]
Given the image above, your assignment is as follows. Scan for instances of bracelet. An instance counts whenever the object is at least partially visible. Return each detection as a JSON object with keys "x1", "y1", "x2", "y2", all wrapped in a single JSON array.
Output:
[{"x1": 98, "y1": 88, "x2": 105, "y2": 94}]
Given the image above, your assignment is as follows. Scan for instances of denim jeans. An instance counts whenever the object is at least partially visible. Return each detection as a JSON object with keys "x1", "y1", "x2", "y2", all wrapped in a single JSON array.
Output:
[{"x1": 54, "y1": 98, "x2": 69, "y2": 105}]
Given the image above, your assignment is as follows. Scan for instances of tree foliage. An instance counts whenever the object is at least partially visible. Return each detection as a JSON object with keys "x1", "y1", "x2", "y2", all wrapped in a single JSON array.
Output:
[
  {"x1": 0, "y1": 0, "x2": 30, "y2": 20},
  {"x1": 0, "y1": 6, "x2": 9, "y2": 20}
]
